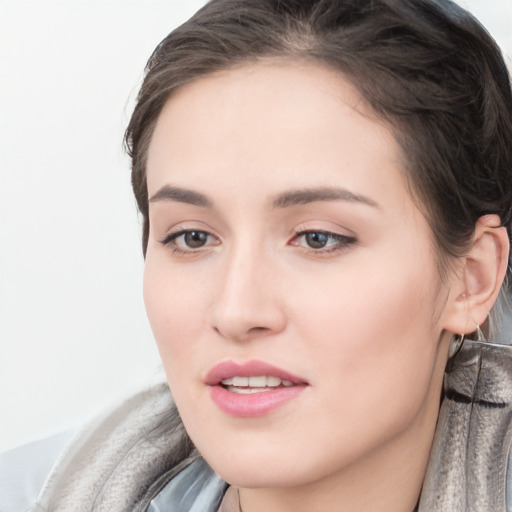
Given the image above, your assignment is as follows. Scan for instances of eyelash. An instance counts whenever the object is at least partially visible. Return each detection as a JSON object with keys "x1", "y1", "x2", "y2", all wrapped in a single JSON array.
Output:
[
  {"x1": 291, "y1": 230, "x2": 356, "y2": 255},
  {"x1": 159, "y1": 229, "x2": 219, "y2": 255},
  {"x1": 159, "y1": 229, "x2": 357, "y2": 256}
]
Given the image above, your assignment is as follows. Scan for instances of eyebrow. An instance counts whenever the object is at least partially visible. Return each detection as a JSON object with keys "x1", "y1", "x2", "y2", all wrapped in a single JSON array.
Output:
[
  {"x1": 272, "y1": 187, "x2": 380, "y2": 209},
  {"x1": 149, "y1": 185, "x2": 213, "y2": 207},
  {"x1": 148, "y1": 185, "x2": 379, "y2": 210}
]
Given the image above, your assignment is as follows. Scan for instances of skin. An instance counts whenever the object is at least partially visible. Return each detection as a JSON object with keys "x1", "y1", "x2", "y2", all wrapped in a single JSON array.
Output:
[{"x1": 143, "y1": 60, "x2": 461, "y2": 512}]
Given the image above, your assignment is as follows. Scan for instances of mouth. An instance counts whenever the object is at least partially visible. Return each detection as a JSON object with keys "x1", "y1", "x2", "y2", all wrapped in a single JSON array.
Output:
[{"x1": 205, "y1": 360, "x2": 308, "y2": 417}]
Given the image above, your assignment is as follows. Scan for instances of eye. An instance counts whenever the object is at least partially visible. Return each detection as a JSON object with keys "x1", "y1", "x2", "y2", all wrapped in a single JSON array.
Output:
[
  {"x1": 160, "y1": 229, "x2": 219, "y2": 253},
  {"x1": 180, "y1": 231, "x2": 209, "y2": 248},
  {"x1": 291, "y1": 230, "x2": 356, "y2": 254},
  {"x1": 303, "y1": 232, "x2": 330, "y2": 249}
]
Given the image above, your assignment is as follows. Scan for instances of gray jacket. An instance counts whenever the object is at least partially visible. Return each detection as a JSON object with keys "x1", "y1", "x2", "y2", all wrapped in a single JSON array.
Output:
[{"x1": 2, "y1": 340, "x2": 512, "y2": 511}]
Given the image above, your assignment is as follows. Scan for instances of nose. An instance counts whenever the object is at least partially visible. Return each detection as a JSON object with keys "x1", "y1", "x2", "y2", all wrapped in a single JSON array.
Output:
[{"x1": 210, "y1": 246, "x2": 286, "y2": 342}]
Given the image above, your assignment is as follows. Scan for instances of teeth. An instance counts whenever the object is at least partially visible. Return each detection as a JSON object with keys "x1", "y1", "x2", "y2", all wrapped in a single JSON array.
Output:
[
  {"x1": 226, "y1": 386, "x2": 272, "y2": 394},
  {"x1": 220, "y1": 376, "x2": 294, "y2": 388},
  {"x1": 248, "y1": 376, "x2": 266, "y2": 387},
  {"x1": 266, "y1": 376, "x2": 281, "y2": 387}
]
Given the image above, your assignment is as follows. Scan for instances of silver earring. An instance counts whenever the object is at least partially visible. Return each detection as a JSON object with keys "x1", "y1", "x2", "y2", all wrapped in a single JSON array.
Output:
[
  {"x1": 473, "y1": 322, "x2": 486, "y2": 342},
  {"x1": 449, "y1": 333, "x2": 465, "y2": 358}
]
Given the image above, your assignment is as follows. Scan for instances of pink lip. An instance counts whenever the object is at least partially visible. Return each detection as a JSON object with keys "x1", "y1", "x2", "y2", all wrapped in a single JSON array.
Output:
[
  {"x1": 206, "y1": 360, "x2": 308, "y2": 417},
  {"x1": 205, "y1": 360, "x2": 306, "y2": 385}
]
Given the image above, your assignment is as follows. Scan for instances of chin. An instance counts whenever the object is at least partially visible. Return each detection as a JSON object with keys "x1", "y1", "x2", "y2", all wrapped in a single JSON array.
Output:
[
  {"x1": 196, "y1": 438, "x2": 335, "y2": 489},
  {"x1": 207, "y1": 459, "x2": 307, "y2": 489}
]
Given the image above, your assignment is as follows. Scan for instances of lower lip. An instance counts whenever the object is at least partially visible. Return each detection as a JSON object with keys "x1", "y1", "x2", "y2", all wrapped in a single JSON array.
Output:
[{"x1": 209, "y1": 385, "x2": 306, "y2": 417}]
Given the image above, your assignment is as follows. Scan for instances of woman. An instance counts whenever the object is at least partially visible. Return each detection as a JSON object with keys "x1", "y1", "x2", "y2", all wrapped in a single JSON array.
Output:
[{"x1": 22, "y1": 0, "x2": 512, "y2": 511}]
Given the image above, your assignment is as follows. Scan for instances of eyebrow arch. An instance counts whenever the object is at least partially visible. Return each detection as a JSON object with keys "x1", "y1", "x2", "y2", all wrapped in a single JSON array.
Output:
[
  {"x1": 149, "y1": 185, "x2": 213, "y2": 207},
  {"x1": 272, "y1": 187, "x2": 380, "y2": 209}
]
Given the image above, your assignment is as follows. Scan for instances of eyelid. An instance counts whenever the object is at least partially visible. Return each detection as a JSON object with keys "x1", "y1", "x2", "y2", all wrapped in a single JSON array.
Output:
[
  {"x1": 159, "y1": 225, "x2": 221, "y2": 253},
  {"x1": 160, "y1": 229, "x2": 218, "y2": 244},
  {"x1": 292, "y1": 229, "x2": 356, "y2": 244},
  {"x1": 290, "y1": 225, "x2": 357, "y2": 255}
]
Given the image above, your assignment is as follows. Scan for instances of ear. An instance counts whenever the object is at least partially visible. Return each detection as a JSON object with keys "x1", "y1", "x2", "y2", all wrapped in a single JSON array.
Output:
[{"x1": 443, "y1": 214, "x2": 510, "y2": 335}]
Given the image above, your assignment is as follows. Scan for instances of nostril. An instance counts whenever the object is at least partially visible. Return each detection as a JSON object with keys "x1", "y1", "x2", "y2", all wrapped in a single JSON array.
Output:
[
  {"x1": 248, "y1": 326, "x2": 269, "y2": 334},
  {"x1": 212, "y1": 324, "x2": 273, "y2": 342}
]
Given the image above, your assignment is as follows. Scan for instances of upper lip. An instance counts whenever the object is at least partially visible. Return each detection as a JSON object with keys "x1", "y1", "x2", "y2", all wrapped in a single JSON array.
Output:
[{"x1": 205, "y1": 360, "x2": 308, "y2": 386}]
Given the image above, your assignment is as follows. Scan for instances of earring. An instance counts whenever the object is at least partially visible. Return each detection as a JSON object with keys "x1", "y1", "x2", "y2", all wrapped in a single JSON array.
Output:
[
  {"x1": 473, "y1": 322, "x2": 486, "y2": 342},
  {"x1": 449, "y1": 333, "x2": 465, "y2": 358}
]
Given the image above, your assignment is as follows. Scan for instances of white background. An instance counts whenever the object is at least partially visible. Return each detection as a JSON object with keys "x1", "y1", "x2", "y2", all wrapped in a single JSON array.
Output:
[{"x1": 1, "y1": 0, "x2": 511, "y2": 452}]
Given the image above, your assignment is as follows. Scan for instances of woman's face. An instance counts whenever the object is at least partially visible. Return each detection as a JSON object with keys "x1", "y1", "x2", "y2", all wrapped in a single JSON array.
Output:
[{"x1": 144, "y1": 61, "x2": 455, "y2": 489}]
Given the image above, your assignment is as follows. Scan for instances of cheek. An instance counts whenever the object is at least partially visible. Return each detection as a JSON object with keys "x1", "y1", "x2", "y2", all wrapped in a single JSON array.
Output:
[
  {"x1": 289, "y1": 249, "x2": 443, "y2": 427},
  {"x1": 143, "y1": 255, "x2": 209, "y2": 384},
  {"x1": 292, "y1": 249, "x2": 439, "y2": 350}
]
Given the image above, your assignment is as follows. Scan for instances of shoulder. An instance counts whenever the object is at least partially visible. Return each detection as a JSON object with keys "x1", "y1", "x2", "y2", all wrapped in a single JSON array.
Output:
[
  {"x1": 0, "y1": 431, "x2": 74, "y2": 512},
  {"x1": 17, "y1": 381, "x2": 213, "y2": 512},
  {"x1": 419, "y1": 341, "x2": 512, "y2": 510},
  {"x1": 148, "y1": 457, "x2": 228, "y2": 512}
]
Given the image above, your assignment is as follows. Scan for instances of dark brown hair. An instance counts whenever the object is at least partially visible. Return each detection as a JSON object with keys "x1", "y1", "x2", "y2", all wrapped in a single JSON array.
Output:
[{"x1": 125, "y1": 0, "x2": 512, "y2": 334}]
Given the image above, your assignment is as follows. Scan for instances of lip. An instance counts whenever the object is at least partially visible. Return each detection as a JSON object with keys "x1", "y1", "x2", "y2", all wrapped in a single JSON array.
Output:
[
  {"x1": 206, "y1": 360, "x2": 308, "y2": 417},
  {"x1": 205, "y1": 360, "x2": 307, "y2": 385}
]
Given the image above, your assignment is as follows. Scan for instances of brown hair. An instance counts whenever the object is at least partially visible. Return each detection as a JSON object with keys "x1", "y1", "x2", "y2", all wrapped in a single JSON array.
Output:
[{"x1": 125, "y1": 0, "x2": 512, "y2": 333}]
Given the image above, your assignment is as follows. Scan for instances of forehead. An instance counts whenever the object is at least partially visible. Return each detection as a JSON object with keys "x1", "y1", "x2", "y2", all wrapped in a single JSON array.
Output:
[{"x1": 146, "y1": 60, "x2": 408, "y2": 209}]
